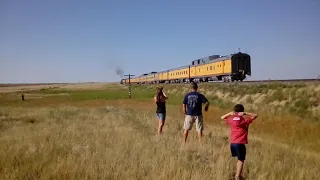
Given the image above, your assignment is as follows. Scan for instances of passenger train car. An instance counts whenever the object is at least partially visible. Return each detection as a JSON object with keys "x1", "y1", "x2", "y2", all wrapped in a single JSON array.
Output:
[{"x1": 120, "y1": 52, "x2": 251, "y2": 84}]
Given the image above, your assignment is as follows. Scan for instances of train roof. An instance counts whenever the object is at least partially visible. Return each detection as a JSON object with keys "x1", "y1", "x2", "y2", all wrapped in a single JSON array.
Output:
[
  {"x1": 195, "y1": 52, "x2": 250, "y2": 64},
  {"x1": 167, "y1": 65, "x2": 190, "y2": 71},
  {"x1": 205, "y1": 55, "x2": 232, "y2": 63}
]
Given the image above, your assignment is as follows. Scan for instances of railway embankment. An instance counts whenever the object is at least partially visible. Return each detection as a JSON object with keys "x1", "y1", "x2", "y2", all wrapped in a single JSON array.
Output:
[{"x1": 135, "y1": 82, "x2": 320, "y2": 122}]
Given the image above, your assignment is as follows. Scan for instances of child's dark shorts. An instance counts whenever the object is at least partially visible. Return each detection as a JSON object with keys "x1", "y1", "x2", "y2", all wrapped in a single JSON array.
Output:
[{"x1": 230, "y1": 143, "x2": 246, "y2": 161}]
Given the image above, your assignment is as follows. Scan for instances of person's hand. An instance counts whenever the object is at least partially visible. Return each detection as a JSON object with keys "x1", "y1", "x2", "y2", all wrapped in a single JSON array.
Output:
[{"x1": 204, "y1": 106, "x2": 209, "y2": 112}]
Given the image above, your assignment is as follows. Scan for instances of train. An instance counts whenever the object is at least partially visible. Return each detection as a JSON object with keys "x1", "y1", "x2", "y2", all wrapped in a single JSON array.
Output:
[{"x1": 120, "y1": 51, "x2": 251, "y2": 84}]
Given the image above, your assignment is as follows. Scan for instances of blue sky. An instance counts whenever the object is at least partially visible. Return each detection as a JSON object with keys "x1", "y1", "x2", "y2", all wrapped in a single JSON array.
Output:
[{"x1": 1, "y1": 0, "x2": 319, "y2": 83}]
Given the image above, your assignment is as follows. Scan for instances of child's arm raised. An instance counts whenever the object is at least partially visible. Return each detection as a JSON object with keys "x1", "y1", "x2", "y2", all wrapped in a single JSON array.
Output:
[
  {"x1": 244, "y1": 112, "x2": 258, "y2": 120},
  {"x1": 221, "y1": 112, "x2": 234, "y2": 120}
]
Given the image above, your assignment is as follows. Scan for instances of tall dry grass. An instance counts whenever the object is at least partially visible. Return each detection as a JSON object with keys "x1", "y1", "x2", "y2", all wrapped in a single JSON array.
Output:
[{"x1": 1, "y1": 105, "x2": 319, "y2": 180}]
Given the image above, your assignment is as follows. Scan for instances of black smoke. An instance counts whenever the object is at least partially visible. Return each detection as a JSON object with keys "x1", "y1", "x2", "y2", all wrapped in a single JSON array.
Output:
[{"x1": 115, "y1": 67, "x2": 124, "y2": 78}]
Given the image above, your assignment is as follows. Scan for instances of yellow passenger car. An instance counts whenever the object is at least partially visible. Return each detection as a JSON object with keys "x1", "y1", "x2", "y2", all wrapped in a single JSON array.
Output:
[
  {"x1": 167, "y1": 65, "x2": 189, "y2": 82},
  {"x1": 121, "y1": 52, "x2": 251, "y2": 84}
]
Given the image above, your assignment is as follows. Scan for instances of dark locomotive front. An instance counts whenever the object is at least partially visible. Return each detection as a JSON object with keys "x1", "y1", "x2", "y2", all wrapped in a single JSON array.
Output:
[{"x1": 231, "y1": 53, "x2": 251, "y2": 81}]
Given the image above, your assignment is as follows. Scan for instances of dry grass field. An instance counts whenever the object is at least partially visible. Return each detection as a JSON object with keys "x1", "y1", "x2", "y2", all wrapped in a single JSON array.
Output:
[{"x1": 0, "y1": 82, "x2": 319, "y2": 180}]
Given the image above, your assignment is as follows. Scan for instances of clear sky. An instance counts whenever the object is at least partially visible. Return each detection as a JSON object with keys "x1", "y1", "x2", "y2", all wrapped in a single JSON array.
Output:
[{"x1": 1, "y1": 0, "x2": 319, "y2": 83}]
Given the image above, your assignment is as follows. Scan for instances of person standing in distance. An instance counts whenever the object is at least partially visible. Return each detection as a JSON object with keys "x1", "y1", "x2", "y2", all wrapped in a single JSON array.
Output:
[
  {"x1": 154, "y1": 87, "x2": 168, "y2": 135},
  {"x1": 182, "y1": 82, "x2": 210, "y2": 144}
]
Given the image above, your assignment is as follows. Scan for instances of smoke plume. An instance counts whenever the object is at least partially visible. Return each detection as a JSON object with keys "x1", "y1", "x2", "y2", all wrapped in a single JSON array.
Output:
[{"x1": 116, "y1": 67, "x2": 124, "y2": 78}]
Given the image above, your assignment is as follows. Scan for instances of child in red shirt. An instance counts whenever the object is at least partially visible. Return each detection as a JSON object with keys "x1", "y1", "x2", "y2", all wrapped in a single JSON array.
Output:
[{"x1": 221, "y1": 104, "x2": 258, "y2": 180}]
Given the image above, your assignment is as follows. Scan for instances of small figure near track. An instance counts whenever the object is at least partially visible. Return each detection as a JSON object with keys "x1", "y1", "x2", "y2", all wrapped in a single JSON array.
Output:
[
  {"x1": 153, "y1": 87, "x2": 168, "y2": 135},
  {"x1": 221, "y1": 104, "x2": 258, "y2": 180},
  {"x1": 182, "y1": 82, "x2": 210, "y2": 144},
  {"x1": 21, "y1": 93, "x2": 25, "y2": 101}
]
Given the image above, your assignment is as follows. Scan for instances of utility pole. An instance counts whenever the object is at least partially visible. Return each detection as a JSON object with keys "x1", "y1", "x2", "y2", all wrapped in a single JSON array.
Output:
[{"x1": 124, "y1": 73, "x2": 135, "y2": 99}]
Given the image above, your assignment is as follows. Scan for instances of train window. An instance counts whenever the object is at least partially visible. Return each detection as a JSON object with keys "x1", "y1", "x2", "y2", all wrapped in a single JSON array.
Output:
[
  {"x1": 210, "y1": 66, "x2": 212, "y2": 70},
  {"x1": 207, "y1": 67, "x2": 208, "y2": 71}
]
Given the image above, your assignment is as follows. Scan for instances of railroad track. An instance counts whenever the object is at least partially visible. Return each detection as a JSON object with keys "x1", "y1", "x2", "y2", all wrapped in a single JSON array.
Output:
[
  {"x1": 1, "y1": 79, "x2": 318, "y2": 87},
  {"x1": 131, "y1": 78, "x2": 319, "y2": 85}
]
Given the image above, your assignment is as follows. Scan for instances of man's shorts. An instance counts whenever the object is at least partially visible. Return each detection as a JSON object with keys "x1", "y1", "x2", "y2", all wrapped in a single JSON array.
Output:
[
  {"x1": 156, "y1": 113, "x2": 166, "y2": 120},
  {"x1": 183, "y1": 115, "x2": 203, "y2": 131},
  {"x1": 230, "y1": 143, "x2": 246, "y2": 161}
]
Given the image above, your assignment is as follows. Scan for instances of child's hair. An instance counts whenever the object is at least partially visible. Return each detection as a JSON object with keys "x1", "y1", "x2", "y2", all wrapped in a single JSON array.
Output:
[
  {"x1": 234, "y1": 104, "x2": 244, "y2": 112},
  {"x1": 156, "y1": 87, "x2": 164, "y2": 102}
]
